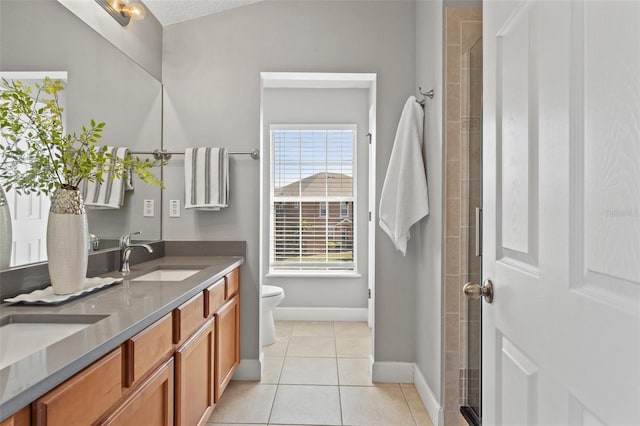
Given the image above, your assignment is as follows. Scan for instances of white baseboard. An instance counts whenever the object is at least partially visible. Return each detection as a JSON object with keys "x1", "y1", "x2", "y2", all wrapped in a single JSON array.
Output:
[
  {"x1": 413, "y1": 364, "x2": 443, "y2": 426},
  {"x1": 231, "y1": 358, "x2": 261, "y2": 381},
  {"x1": 371, "y1": 361, "x2": 414, "y2": 383},
  {"x1": 273, "y1": 307, "x2": 367, "y2": 322},
  {"x1": 368, "y1": 354, "x2": 375, "y2": 377}
]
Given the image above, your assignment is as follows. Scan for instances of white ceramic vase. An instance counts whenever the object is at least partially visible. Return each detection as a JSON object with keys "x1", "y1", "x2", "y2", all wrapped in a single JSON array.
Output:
[
  {"x1": 0, "y1": 187, "x2": 12, "y2": 269},
  {"x1": 46, "y1": 187, "x2": 88, "y2": 295}
]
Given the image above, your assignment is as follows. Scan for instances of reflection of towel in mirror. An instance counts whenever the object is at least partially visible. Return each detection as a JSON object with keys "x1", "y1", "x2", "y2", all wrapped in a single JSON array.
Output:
[
  {"x1": 379, "y1": 96, "x2": 429, "y2": 255},
  {"x1": 81, "y1": 146, "x2": 134, "y2": 209},
  {"x1": 184, "y1": 147, "x2": 229, "y2": 211}
]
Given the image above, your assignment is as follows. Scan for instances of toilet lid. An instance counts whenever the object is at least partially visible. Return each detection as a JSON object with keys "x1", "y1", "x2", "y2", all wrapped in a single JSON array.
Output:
[{"x1": 262, "y1": 285, "x2": 283, "y2": 298}]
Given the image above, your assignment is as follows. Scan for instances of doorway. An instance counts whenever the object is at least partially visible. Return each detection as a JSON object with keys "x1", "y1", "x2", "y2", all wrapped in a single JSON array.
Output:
[{"x1": 258, "y1": 73, "x2": 377, "y2": 373}]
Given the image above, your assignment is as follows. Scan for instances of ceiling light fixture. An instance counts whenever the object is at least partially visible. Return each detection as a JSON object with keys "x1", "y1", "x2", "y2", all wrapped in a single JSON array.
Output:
[{"x1": 95, "y1": 0, "x2": 146, "y2": 27}]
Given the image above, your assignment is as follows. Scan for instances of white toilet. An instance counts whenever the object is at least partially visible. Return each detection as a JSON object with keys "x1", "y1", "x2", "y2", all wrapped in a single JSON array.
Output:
[{"x1": 262, "y1": 285, "x2": 285, "y2": 346}]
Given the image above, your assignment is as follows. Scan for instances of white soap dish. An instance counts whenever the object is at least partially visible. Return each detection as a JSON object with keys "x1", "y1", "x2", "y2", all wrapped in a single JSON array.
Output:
[{"x1": 3, "y1": 277, "x2": 124, "y2": 305}]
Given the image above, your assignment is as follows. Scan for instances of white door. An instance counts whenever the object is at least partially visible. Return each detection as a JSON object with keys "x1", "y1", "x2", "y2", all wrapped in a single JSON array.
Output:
[
  {"x1": 482, "y1": 0, "x2": 640, "y2": 425},
  {"x1": 1, "y1": 72, "x2": 66, "y2": 267}
]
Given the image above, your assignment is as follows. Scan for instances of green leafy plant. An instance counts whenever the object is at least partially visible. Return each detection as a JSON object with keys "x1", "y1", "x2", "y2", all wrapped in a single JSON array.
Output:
[{"x1": 0, "y1": 76, "x2": 162, "y2": 196}]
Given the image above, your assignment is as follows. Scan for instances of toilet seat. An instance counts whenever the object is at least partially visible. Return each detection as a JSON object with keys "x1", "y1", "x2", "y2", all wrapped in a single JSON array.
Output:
[{"x1": 262, "y1": 285, "x2": 283, "y2": 298}]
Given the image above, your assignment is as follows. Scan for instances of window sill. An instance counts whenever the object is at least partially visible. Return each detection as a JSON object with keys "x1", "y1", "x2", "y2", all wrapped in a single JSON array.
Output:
[{"x1": 266, "y1": 272, "x2": 362, "y2": 279}]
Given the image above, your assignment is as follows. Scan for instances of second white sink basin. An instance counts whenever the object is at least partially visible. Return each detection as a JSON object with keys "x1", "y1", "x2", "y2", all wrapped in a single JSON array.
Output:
[{"x1": 131, "y1": 269, "x2": 202, "y2": 282}]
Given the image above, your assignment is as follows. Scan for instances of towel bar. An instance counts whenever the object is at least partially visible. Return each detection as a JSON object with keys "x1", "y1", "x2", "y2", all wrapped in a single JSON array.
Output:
[{"x1": 129, "y1": 149, "x2": 260, "y2": 161}]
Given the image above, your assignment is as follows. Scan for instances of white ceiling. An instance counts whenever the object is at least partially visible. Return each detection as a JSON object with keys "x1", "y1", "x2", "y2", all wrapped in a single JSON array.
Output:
[{"x1": 142, "y1": 0, "x2": 263, "y2": 26}]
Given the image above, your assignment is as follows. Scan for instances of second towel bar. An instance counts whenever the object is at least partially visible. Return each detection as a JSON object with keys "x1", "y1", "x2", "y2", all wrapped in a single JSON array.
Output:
[{"x1": 130, "y1": 149, "x2": 260, "y2": 161}]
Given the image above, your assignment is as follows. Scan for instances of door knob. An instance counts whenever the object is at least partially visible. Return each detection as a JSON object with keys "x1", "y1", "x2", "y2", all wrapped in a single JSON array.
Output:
[{"x1": 463, "y1": 279, "x2": 493, "y2": 303}]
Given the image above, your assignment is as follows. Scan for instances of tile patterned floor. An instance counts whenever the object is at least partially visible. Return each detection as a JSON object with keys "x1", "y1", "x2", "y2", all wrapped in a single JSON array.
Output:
[{"x1": 207, "y1": 321, "x2": 434, "y2": 426}]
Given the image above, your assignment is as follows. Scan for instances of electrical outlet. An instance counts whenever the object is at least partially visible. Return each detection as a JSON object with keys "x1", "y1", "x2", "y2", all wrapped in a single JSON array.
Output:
[
  {"x1": 143, "y1": 199, "x2": 154, "y2": 217},
  {"x1": 169, "y1": 200, "x2": 180, "y2": 217}
]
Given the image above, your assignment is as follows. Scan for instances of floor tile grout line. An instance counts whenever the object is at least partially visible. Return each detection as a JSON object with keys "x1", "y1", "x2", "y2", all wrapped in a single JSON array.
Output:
[
  {"x1": 336, "y1": 356, "x2": 345, "y2": 426},
  {"x1": 333, "y1": 343, "x2": 344, "y2": 425},
  {"x1": 266, "y1": 379, "x2": 280, "y2": 425},
  {"x1": 400, "y1": 385, "x2": 420, "y2": 426},
  {"x1": 266, "y1": 331, "x2": 287, "y2": 425}
]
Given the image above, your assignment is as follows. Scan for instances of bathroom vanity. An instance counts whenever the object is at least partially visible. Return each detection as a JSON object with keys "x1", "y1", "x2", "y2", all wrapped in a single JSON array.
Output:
[{"x1": 0, "y1": 255, "x2": 243, "y2": 426}]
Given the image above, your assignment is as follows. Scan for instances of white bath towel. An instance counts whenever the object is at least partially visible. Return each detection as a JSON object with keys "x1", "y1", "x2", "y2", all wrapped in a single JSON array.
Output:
[
  {"x1": 81, "y1": 146, "x2": 134, "y2": 209},
  {"x1": 379, "y1": 96, "x2": 429, "y2": 255},
  {"x1": 184, "y1": 147, "x2": 229, "y2": 210}
]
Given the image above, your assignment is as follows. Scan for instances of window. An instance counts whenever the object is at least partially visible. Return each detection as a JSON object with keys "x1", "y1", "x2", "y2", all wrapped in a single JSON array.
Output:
[
  {"x1": 340, "y1": 201, "x2": 349, "y2": 218},
  {"x1": 270, "y1": 124, "x2": 356, "y2": 273},
  {"x1": 319, "y1": 203, "x2": 327, "y2": 218}
]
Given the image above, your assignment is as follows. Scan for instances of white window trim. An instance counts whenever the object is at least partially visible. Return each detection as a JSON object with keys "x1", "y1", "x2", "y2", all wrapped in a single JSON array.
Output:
[
  {"x1": 269, "y1": 123, "x2": 358, "y2": 275},
  {"x1": 266, "y1": 272, "x2": 362, "y2": 278}
]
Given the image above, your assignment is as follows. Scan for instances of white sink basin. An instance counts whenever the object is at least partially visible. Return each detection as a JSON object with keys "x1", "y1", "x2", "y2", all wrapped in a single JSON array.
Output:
[
  {"x1": 131, "y1": 269, "x2": 202, "y2": 282},
  {"x1": 0, "y1": 314, "x2": 108, "y2": 369}
]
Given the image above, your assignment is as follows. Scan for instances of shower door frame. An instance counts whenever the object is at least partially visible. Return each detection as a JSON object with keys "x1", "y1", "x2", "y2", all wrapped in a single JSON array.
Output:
[{"x1": 460, "y1": 36, "x2": 483, "y2": 426}]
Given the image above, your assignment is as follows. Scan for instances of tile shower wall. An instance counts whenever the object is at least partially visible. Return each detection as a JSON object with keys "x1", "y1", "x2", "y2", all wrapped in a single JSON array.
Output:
[{"x1": 444, "y1": 7, "x2": 482, "y2": 426}]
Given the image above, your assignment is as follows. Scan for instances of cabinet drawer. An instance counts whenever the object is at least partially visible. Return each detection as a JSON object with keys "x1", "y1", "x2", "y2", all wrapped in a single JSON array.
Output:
[
  {"x1": 101, "y1": 358, "x2": 174, "y2": 426},
  {"x1": 224, "y1": 268, "x2": 240, "y2": 300},
  {"x1": 34, "y1": 348, "x2": 122, "y2": 426},
  {"x1": 124, "y1": 314, "x2": 173, "y2": 387},
  {"x1": 204, "y1": 278, "x2": 225, "y2": 317},
  {"x1": 173, "y1": 293, "x2": 205, "y2": 345},
  {"x1": 0, "y1": 406, "x2": 29, "y2": 426}
]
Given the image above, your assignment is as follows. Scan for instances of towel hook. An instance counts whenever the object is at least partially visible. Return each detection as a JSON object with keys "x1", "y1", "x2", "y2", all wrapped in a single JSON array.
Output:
[{"x1": 418, "y1": 86, "x2": 435, "y2": 100}]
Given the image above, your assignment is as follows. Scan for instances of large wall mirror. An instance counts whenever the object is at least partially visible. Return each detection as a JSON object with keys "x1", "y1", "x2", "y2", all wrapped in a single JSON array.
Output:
[{"x1": 0, "y1": 0, "x2": 162, "y2": 270}]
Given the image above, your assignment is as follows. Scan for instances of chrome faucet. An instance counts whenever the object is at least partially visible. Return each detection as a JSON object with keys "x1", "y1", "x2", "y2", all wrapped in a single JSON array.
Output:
[{"x1": 119, "y1": 231, "x2": 153, "y2": 273}]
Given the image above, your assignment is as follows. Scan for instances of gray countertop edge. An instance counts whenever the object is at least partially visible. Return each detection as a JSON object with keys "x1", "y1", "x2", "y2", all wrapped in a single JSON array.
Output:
[{"x1": 0, "y1": 255, "x2": 244, "y2": 421}]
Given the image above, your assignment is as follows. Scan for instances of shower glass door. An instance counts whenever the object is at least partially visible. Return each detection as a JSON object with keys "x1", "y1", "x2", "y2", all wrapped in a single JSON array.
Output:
[{"x1": 461, "y1": 37, "x2": 483, "y2": 426}]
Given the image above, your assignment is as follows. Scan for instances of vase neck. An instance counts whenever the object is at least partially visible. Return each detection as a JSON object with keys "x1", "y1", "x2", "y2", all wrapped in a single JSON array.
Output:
[{"x1": 50, "y1": 188, "x2": 85, "y2": 215}]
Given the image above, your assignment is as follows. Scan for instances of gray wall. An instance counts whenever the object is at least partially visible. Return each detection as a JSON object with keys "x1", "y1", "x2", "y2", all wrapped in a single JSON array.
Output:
[
  {"x1": 162, "y1": 0, "x2": 417, "y2": 364},
  {"x1": 415, "y1": 0, "x2": 444, "y2": 415},
  {"x1": 261, "y1": 88, "x2": 369, "y2": 309}
]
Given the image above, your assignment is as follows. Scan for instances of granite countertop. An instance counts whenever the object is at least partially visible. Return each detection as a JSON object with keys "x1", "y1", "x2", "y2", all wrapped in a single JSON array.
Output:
[{"x1": 0, "y1": 255, "x2": 244, "y2": 421}]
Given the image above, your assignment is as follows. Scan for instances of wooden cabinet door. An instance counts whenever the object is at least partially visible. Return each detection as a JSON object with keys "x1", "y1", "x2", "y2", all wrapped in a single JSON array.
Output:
[
  {"x1": 101, "y1": 358, "x2": 174, "y2": 426},
  {"x1": 0, "y1": 407, "x2": 29, "y2": 426},
  {"x1": 175, "y1": 318, "x2": 215, "y2": 426},
  {"x1": 214, "y1": 294, "x2": 240, "y2": 402}
]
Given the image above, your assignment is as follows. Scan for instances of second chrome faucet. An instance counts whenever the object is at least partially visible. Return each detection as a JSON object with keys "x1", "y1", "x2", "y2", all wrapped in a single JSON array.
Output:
[{"x1": 119, "y1": 231, "x2": 153, "y2": 273}]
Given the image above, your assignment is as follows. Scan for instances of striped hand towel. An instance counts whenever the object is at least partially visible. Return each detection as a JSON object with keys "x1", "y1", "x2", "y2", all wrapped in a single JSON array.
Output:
[
  {"x1": 81, "y1": 146, "x2": 134, "y2": 209},
  {"x1": 184, "y1": 147, "x2": 229, "y2": 210}
]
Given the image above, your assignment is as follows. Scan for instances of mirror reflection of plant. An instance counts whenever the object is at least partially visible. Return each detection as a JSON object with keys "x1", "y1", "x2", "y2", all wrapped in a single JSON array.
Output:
[{"x1": 0, "y1": 77, "x2": 162, "y2": 196}]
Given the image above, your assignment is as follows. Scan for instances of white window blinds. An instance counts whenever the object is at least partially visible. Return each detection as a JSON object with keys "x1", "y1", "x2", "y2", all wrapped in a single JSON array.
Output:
[{"x1": 270, "y1": 125, "x2": 356, "y2": 272}]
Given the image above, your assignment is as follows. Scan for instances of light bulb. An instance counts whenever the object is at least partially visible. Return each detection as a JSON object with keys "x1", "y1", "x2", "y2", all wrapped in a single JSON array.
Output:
[
  {"x1": 108, "y1": 0, "x2": 122, "y2": 11},
  {"x1": 124, "y1": 2, "x2": 145, "y2": 20}
]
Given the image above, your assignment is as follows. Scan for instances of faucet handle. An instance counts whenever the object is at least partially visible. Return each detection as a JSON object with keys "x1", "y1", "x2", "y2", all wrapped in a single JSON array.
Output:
[{"x1": 119, "y1": 231, "x2": 142, "y2": 248}]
